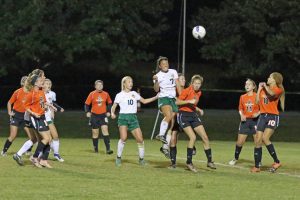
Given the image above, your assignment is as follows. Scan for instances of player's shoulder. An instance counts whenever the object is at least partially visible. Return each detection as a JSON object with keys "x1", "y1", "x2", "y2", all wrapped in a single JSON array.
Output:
[{"x1": 168, "y1": 68, "x2": 177, "y2": 73}]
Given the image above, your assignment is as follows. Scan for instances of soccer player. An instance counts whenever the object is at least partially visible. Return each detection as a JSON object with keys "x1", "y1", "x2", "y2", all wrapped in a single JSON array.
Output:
[
  {"x1": 24, "y1": 74, "x2": 56, "y2": 168},
  {"x1": 85, "y1": 80, "x2": 114, "y2": 154},
  {"x1": 229, "y1": 79, "x2": 260, "y2": 166},
  {"x1": 111, "y1": 76, "x2": 158, "y2": 166},
  {"x1": 177, "y1": 75, "x2": 216, "y2": 172},
  {"x1": 160, "y1": 73, "x2": 185, "y2": 158},
  {"x1": 153, "y1": 56, "x2": 181, "y2": 144},
  {"x1": 1, "y1": 76, "x2": 33, "y2": 156},
  {"x1": 251, "y1": 72, "x2": 285, "y2": 173},
  {"x1": 43, "y1": 79, "x2": 65, "y2": 162}
]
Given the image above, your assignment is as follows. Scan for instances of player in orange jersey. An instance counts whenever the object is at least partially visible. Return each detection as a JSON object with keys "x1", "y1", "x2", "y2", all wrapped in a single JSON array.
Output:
[
  {"x1": 24, "y1": 74, "x2": 56, "y2": 168},
  {"x1": 251, "y1": 72, "x2": 285, "y2": 173},
  {"x1": 229, "y1": 79, "x2": 260, "y2": 166},
  {"x1": 1, "y1": 76, "x2": 34, "y2": 156},
  {"x1": 85, "y1": 80, "x2": 113, "y2": 154},
  {"x1": 176, "y1": 75, "x2": 216, "y2": 172}
]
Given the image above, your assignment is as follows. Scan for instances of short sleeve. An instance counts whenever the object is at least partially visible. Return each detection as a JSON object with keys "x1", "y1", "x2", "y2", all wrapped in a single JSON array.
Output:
[
  {"x1": 114, "y1": 93, "x2": 121, "y2": 104},
  {"x1": 133, "y1": 91, "x2": 141, "y2": 101}
]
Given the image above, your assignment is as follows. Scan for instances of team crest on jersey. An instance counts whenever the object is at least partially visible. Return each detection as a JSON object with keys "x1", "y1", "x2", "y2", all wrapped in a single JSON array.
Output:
[
  {"x1": 132, "y1": 95, "x2": 135, "y2": 98},
  {"x1": 39, "y1": 97, "x2": 45, "y2": 109},
  {"x1": 245, "y1": 100, "x2": 253, "y2": 112},
  {"x1": 96, "y1": 96, "x2": 103, "y2": 106}
]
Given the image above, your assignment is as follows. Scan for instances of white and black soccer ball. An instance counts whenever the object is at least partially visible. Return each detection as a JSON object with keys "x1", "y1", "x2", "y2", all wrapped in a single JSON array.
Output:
[{"x1": 192, "y1": 25, "x2": 206, "y2": 39}]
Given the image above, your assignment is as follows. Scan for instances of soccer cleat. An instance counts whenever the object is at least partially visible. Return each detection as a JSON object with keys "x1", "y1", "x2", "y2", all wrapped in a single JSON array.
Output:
[
  {"x1": 160, "y1": 147, "x2": 170, "y2": 159},
  {"x1": 139, "y1": 158, "x2": 146, "y2": 166},
  {"x1": 30, "y1": 156, "x2": 43, "y2": 168},
  {"x1": 250, "y1": 166, "x2": 260, "y2": 173},
  {"x1": 1, "y1": 150, "x2": 7, "y2": 156},
  {"x1": 168, "y1": 164, "x2": 176, "y2": 169},
  {"x1": 13, "y1": 154, "x2": 24, "y2": 166},
  {"x1": 115, "y1": 157, "x2": 122, "y2": 167},
  {"x1": 192, "y1": 146, "x2": 197, "y2": 155},
  {"x1": 207, "y1": 162, "x2": 217, "y2": 169},
  {"x1": 269, "y1": 162, "x2": 281, "y2": 173},
  {"x1": 155, "y1": 135, "x2": 168, "y2": 144},
  {"x1": 54, "y1": 154, "x2": 64, "y2": 162},
  {"x1": 106, "y1": 150, "x2": 114, "y2": 155},
  {"x1": 186, "y1": 163, "x2": 197, "y2": 173},
  {"x1": 39, "y1": 159, "x2": 53, "y2": 168},
  {"x1": 229, "y1": 159, "x2": 237, "y2": 166}
]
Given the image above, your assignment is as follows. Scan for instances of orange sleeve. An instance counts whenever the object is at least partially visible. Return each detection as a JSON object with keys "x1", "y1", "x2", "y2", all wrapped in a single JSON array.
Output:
[
  {"x1": 238, "y1": 96, "x2": 243, "y2": 111},
  {"x1": 272, "y1": 87, "x2": 283, "y2": 98},
  {"x1": 178, "y1": 88, "x2": 189, "y2": 100},
  {"x1": 85, "y1": 92, "x2": 93, "y2": 105},
  {"x1": 8, "y1": 90, "x2": 18, "y2": 104}
]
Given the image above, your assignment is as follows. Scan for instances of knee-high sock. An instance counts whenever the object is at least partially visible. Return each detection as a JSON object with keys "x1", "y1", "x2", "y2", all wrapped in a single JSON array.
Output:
[
  {"x1": 2, "y1": 139, "x2": 12, "y2": 153},
  {"x1": 163, "y1": 130, "x2": 172, "y2": 149},
  {"x1": 234, "y1": 145, "x2": 243, "y2": 160},
  {"x1": 117, "y1": 139, "x2": 125, "y2": 158},
  {"x1": 266, "y1": 144, "x2": 280, "y2": 163},
  {"x1": 170, "y1": 146, "x2": 177, "y2": 165},
  {"x1": 51, "y1": 139, "x2": 60, "y2": 155},
  {"x1": 137, "y1": 142, "x2": 145, "y2": 159},
  {"x1": 33, "y1": 142, "x2": 45, "y2": 158},
  {"x1": 103, "y1": 135, "x2": 111, "y2": 151},
  {"x1": 92, "y1": 138, "x2": 98, "y2": 152},
  {"x1": 186, "y1": 148, "x2": 193, "y2": 164},
  {"x1": 204, "y1": 148, "x2": 213, "y2": 162},
  {"x1": 17, "y1": 140, "x2": 33, "y2": 156},
  {"x1": 41, "y1": 144, "x2": 51, "y2": 160},
  {"x1": 158, "y1": 120, "x2": 169, "y2": 136}
]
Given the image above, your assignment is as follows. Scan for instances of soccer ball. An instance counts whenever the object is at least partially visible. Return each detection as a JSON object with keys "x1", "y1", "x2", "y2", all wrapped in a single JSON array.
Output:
[{"x1": 192, "y1": 26, "x2": 206, "y2": 39}]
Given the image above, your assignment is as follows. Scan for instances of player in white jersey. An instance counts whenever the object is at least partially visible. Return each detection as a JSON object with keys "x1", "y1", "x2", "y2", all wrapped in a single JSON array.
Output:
[
  {"x1": 111, "y1": 76, "x2": 158, "y2": 166},
  {"x1": 43, "y1": 79, "x2": 65, "y2": 162},
  {"x1": 153, "y1": 56, "x2": 182, "y2": 144}
]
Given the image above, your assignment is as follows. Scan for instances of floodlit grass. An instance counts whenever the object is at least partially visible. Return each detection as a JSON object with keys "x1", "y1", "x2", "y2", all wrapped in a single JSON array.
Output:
[
  {"x1": 0, "y1": 139, "x2": 299, "y2": 200},
  {"x1": 0, "y1": 109, "x2": 299, "y2": 199}
]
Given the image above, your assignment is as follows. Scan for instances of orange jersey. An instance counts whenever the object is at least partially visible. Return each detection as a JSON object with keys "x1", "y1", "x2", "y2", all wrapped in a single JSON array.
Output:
[
  {"x1": 259, "y1": 86, "x2": 283, "y2": 115},
  {"x1": 24, "y1": 89, "x2": 47, "y2": 115},
  {"x1": 8, "y1": 88, "x2": 28, "y2": 113},
  {"x1": 238, "y1": 93, "x2": 259, "y2": 118},
  {"x1": 178, "y1": 85, "x2": 201, "y2": 112},
  {"x1": 85, "y1": 90, "x2": 112, "y2": 114}
]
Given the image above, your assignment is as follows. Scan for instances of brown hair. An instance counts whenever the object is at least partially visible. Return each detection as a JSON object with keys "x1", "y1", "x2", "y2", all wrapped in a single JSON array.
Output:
[
  {"x1": 156, "y1": 56, "x2": 168, "y2": 72},
  {"x1": 271, "y1": 72, "x2": 285, "y2": 111},
  {"x1": 94, "y1": 80, "x2": 103, "y2": 85}
]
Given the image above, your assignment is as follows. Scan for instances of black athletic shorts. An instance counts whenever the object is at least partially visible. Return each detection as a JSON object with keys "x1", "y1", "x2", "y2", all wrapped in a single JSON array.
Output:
[
  {"x1": 177, "y1": 111, "x2": 202, "y2": 129},
  {"x1": 238, "y1": 118, "x2": 258, "y2": 135},
  {"x1": 9, "y1": 110, "x2": 25, "y2": 128},
  {"x1": 256, "y1": 113, "x2": 279, "y2": 132},
  {"x1": 90, "y1": 113, "x2": 108, "y2": 129},
  {"x1": 30, "y1": 115, "x2": 49, "y2": 132}
]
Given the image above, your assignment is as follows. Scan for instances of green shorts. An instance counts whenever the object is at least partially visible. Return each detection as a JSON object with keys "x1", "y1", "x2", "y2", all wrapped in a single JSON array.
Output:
[
  {"x1": 47, "y1": 120, "x2": 54, "y2": 125},
  {"x1": 118, "y1": 114, "x2": 140, "y2": 132},
  {"x1": 158, "y1": 97, "x2": 178, "y2": 113}
]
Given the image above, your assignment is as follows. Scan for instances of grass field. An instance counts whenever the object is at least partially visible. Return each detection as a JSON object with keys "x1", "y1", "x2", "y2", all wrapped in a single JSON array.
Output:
[
  {"x1": 0, "y1": 109, "x2": 299, "y2": 200},
  {"x1": 0, "y1": 139, "x2": 299, "y2": 200}
]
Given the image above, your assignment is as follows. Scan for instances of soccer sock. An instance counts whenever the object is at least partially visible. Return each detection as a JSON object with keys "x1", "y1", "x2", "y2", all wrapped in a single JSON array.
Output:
[
  {"x1": 27, "y1": 145, "x2": 33, "y2": 152},
  {"x1": 41, "y1": 144, "x2": 51, "y2": 160},
  {"x1": 266, "y1": 144, "x2": 280, "y2": 163},
  {"x1": 234, "y1": 145, "x2": 243, "y2": 160},
  {"x1": 117, "y1": 139, "x2": 125, "y2": 158},
  {"x1": 204, "y1": 148, "x2": 212, "y2": 163},
  {"x1": 186, "y1": 148, "x2": 193, "y2": 164},
  {"x1": 2, "y1": 139, "x2": 12, "y2": 153},
  {"x1": 92, "y1": 138, "x2": 99, "y2": 152},
  {"x1": 170, "y1": 146, "x2": 177, "y2": 165},
  {"x1": 158, "y1": 120, "x2": 169, "y2": 136},
  {"x1": 51, "y1": 139, "x2": 60, "y2": 155},
  {"x1": 17, "y1": 140, "x2": 33, "y2": 156},
  {"x1": 254, "y1": 147, "x2": 261, "y2": 168},
  {"x1": 33, "y1": 142, "x2": 45, "y2": 158},
  {"x1": 163, "y1": 131, "x2": 172, "y2": 149},
  {"x1": 137, "y1": 142, "x2": 145, "y2": 159},
  {"x1": 103, "y1": 135, "x2": 111, "y2": 151},
  {"x1": 258, "y1": 147, "x2": 262, "y2": 164}
]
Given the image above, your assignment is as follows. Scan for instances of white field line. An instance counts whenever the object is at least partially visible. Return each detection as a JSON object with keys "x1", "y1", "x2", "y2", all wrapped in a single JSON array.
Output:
[{"x1": 148, "y1": 153, "x2": 300, "y2": 179}]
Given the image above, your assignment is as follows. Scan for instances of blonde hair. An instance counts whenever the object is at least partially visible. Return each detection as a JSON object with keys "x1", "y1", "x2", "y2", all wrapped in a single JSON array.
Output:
[
  {"x1": 44, "y1": 78, "x2": 52, "y2": 88},
  {"x1": 190, "y1": 74, "x2": 203, "y2": 85},
  {"x1": 155, "y1": 56, "x2": 168, "y2": 72},
  {"x1": 121, "y1": 76, "x2": 132, "y2": 90},
  {"x1": 24, "y1": 69, "x2": 45, "y2": 91},
  {"x1": 94, "y1": 80, "x2": 103, "y2": 85},
  {"x1": 20, "y1": 76, "x2": 28, "y2": 86},
  {"x1": 271, "y1": 72, "x2": 285, "y2": 111},
  {"x1": 246, "y1": 78, "x2": 257, "y2": 92}
]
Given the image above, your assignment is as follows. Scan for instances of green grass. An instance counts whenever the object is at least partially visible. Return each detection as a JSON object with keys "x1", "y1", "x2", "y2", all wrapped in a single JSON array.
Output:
[
  {"x1": 0, "y1": 139, "x2": 299, "y2": 200},
  {"x1": 0, "y1": 109, "x2": 299, "y2": 200}
]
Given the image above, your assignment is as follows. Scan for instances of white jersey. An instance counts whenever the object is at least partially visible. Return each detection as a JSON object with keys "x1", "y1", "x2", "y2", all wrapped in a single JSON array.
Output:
[
  {"x1": 45, "y1": 91, "x2": 56, "y2": 121},
  {"x1": 156, "y1": 69, "x2": 178, "y2": 98},
  {"x1": 114, "y1": 91, "x2": 141, "y2": 114}
]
